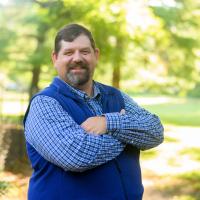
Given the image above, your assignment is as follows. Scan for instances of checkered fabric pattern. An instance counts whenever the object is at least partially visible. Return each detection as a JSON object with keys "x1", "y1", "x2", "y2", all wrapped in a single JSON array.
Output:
[{"x1": 24, "y1": 81, "x2": 164, "y2": 172}]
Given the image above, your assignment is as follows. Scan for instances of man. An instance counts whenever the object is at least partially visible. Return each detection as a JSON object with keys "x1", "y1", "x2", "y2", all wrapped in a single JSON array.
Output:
[{"x1": 24, "y1": 23, "x2": 164, "y2": 200}]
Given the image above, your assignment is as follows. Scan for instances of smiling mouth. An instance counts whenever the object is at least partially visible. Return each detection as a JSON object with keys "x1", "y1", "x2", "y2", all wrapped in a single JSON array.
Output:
[{"x1": 70, "y1": 67, "x2": 86, "y2": 73}]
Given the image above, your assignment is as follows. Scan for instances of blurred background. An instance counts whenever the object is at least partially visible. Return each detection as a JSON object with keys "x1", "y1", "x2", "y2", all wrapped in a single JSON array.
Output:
[{"x1": 0, "y1": 0, "x2": 200, "y2": 199}]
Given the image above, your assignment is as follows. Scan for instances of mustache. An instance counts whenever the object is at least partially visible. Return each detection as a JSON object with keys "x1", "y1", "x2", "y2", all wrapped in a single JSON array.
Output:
[{"x1": 68, "y1": 62, "x2": 88, "y2": 69}]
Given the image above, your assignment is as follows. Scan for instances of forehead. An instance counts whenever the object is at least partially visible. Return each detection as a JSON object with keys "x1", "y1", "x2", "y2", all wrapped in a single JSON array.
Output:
[{"x1": 60, "y1": 35, "x2": 92, "y2": 50}]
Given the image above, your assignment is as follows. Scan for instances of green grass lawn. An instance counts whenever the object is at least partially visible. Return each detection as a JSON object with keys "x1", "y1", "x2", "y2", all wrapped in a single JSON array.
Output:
[{"x1": 138, "y1": 97, "x2": 200, "y2": 127}]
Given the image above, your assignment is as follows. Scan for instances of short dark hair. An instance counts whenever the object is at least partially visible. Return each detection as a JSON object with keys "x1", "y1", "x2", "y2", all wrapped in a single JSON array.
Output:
[{"x1": 54, "y1": 23, "x2": 96, "y2": 54}]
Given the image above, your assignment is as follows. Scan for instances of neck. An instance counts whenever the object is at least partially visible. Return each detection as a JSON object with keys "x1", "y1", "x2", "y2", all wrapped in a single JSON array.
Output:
[
  {"x1": 58, "y1": 76, "x2": 94, "y2": 97},
  {"x1": 75, "y1": 80, "x2": 93, "y2": 97}
]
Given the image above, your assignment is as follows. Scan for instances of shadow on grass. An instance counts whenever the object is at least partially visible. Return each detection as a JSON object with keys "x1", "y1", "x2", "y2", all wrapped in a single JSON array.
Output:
[{"x1": 155, "y1": 171, "x2": 200, "y2": 200}]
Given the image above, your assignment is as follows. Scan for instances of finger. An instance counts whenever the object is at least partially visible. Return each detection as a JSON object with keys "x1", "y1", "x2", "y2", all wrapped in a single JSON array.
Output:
[
  {"x1": 81, "y1": 124, "x2": 95, "y2": 133},
  {"x1": 120, "y1": 109, "x2": 126, "y2": 115}
]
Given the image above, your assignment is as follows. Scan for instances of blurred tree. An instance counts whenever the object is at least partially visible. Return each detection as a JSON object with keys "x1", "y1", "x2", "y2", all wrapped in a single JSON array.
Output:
[
  {"x1": 85, "y1": 0, "x2": 129, "y2": 88},
  {"x1": 149, "y1": 0, "x2": 200, "y2": 94},
  {"x1": 122, "y1": 0, "x2": 200, "y2": 95},
  {"x1": 0, "y1": 0, "x2": 199, "y2": 97},
  {"x1": 0, "y1": 0, "x2": 128, "y2": 97},
  {"x1": 0, "y1": 5, "x2": 17, "y2": 73}
]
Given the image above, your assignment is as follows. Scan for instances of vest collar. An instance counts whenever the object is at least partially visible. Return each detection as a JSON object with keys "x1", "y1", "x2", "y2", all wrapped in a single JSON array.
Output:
[{"x1": 51, "y1": 77, "x2": 101, "y2": 101}]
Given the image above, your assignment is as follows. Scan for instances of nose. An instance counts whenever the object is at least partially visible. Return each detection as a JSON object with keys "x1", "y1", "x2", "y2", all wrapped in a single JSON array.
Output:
[{"x1": 72, "y1": 51, "x2": 82, "y2": 63}]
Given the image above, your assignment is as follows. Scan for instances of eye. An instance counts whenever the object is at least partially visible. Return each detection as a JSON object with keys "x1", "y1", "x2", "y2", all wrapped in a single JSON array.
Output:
[
  {"x1": 64, "y1": 51, "x2": 73, "y2": 56},
  {"x1": 81, "y1": 49, "x2": 90, "y2": 55}
]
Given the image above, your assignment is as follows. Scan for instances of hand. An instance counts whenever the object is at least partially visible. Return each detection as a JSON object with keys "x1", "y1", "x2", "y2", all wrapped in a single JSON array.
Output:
[{"x1": 81, "y1": 116, "x2": 107, "y2": 135}]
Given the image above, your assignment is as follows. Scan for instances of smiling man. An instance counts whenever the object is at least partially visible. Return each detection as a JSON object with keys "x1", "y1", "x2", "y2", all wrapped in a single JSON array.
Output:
[{"x1": 24, "y1": 23, "x2": 164, "y2": 200}]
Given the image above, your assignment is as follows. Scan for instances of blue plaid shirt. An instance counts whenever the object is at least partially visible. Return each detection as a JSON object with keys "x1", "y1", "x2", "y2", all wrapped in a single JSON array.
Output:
[{"x1": 25, "y1": 80, "x2": 164, "y2": 172}]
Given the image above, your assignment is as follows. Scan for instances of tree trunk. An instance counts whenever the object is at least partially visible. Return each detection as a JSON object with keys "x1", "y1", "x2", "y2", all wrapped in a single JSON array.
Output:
[
  {"x1": 29, "y1": 65, "x2": 41, "y2": 99},
  {"x1": 28, "y1": 32, "x2": 46, "y2": 99},
  {"x1": 112, "y1": 65, "x2": 120, "y2": 89},
  {"x1": 112, "y1": 37, "x2": 123, "y2": 89}
]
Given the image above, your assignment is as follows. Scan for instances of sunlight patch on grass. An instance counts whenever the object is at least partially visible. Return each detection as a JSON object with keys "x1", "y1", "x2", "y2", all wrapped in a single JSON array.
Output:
[
  {"x1": 180, "y1": 148, "x2": 200, "y2": 161},
  {"x1": 141, "y1": 125, "x2": 200, "y2": 176},
  {"x1": 140, "y1": 124, "x2": 200, "y2": 200}
]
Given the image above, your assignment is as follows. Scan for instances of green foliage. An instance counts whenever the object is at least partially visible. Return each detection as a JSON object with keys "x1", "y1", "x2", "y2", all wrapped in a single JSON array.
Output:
[
  {"x1": 0, "y1": 7, "x2": 17, "y2": 62},
  {"x1": 188, "y1": 83, "x2": 200, "y2": 98},
  {"x1": 146, "y1": 1, "x2": 200, "y2": 93},
  {"x1": 141, "y1": 149, "x2": 157, "y2": 160},
  {"x1": 1, "y1": 114, "x2": 24, "y2": 124},
  {"x1": 164, "y1": 136, "x2": 179, "y2": 143},
  {"x1": 0, "y1": 181, "x2": 10, "y2": 195},
  {"x1": 0, "y1": 0, "x2": 200, "y2": 96}
]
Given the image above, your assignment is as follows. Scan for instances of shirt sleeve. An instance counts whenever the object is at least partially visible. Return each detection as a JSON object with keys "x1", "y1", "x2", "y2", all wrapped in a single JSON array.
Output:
[
  {"x1": 105, "y1": 92, "x2": 164, "y2": 150},
  {"x1": 24, "y1": 95, "x2": 125, "y2": 172}
]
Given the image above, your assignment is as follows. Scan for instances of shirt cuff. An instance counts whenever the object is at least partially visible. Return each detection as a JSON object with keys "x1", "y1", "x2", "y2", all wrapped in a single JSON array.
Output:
[{"x1": 105, "y1": 112, "x2": 122, "y2": 133}]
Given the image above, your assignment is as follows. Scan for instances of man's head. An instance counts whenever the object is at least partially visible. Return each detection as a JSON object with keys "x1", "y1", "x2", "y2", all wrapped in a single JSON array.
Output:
[
  {"x1": 52, "y1": 23, "x2": 99, "y2": 89},
  {"x1": 54, "y1": 23, "x2": 96, "y2": 54}
]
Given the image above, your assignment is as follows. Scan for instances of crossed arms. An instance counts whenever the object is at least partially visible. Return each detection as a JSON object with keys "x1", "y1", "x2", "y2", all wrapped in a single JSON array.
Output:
[{"x1": 24, "y1": 93, "x2": 164, "y2": 172}]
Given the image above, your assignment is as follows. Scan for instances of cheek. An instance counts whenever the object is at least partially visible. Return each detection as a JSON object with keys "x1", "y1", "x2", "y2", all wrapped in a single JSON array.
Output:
[
  {"x1": 54, "y1": 59, "x2": 67, "y2": 72},
  {"x1": 56, "y1": 57, "x2": 69, "y2": 67},
  {"x1": 86, "y1": 55, "x2": 96, "y2": 65},
  {"x1": 90, "y1": 58, "x2": 97, "y2": 68}
]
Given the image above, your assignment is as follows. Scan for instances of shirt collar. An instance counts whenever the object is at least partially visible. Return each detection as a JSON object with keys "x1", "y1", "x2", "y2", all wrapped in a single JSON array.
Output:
[{"x1": 57, "y1": 76, "x2": 101, "y2": 100}]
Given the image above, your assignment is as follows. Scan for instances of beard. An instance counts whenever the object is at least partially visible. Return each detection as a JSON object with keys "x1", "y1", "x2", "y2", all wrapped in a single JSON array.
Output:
[{"x1": 65, "y1": 61, "x2": 91, "y2": 87}]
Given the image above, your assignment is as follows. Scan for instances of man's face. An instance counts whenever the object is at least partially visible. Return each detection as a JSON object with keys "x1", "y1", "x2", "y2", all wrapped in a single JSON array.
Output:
[{"x1": 52, "y1": 34, "x2": 99, "y2": 87}]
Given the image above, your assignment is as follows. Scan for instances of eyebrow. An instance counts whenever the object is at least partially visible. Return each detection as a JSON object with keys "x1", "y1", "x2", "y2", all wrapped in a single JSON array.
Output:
[{"x1": 62, "y1": 47, "x2": 91, "y2": 52}]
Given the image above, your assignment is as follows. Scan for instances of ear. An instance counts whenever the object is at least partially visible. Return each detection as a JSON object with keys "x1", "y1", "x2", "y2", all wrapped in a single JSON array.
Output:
[
  {"x1": 94, "y1": 48, "x2": 100, "y2": 60},
  {"x1": 51, "y1": 51, "x2": 58, "y2": 67}
]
